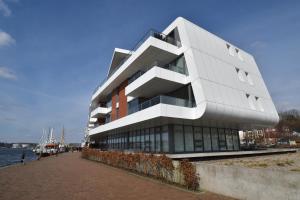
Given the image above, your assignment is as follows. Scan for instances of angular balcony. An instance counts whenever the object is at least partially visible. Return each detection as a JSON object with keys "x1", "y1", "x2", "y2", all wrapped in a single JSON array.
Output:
[
  {"x1": 105, "y1": 30, "x2": 181, "y2": 79},
  {"x1": 90, "y1": 106, "x2": 111, "y2": 118},
  {"x1": 89, "y1": 95, "x2": 196, "y2": 135},
  {"x1": 92, "y1": 30, "x2": 181, "y2": 102},
  {"x1": 125, "y1": 65, "x2": 188, "y2": 98}
]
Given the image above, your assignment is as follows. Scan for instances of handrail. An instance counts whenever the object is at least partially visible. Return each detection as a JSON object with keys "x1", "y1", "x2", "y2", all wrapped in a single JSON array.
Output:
[
  {"x1": 128, "y1": 95, "x2": 195, "y2": 115},
  {"x1": 127, "y1": 63, "x2": 187, "y2": 85}
]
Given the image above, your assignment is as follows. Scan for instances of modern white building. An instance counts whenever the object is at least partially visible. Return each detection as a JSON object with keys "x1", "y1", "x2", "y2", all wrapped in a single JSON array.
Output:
[{"x1": 87, "y1": 17, "x2": 279, "y2": 154}]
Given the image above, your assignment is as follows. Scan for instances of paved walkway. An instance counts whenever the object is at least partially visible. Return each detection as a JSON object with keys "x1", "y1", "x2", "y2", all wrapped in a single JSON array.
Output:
[{"x1": 0, "y1": 152, "x2": 234, "y2": 200}]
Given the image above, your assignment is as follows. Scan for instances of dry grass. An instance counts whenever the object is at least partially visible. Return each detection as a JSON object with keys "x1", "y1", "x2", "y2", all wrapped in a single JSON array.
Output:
[
  {"x1": 290, "y1": 168, "x2": 300, "y2": 172},
  {"x1": 276, "y1": 159, "x2": 295, "y2": 167},
  {"x1": 213, "y1": 152, "x2": 300, "y2": 171}
]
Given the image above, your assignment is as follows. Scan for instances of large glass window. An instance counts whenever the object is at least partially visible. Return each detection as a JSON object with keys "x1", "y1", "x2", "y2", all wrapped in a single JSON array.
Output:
[
  {"x1": 226, "y1": 129, "x2": 233, "y2": 150},
  {"x1": 211, "y1": 128, "x2": 219, "y2": 151},
  {"x1": 155, "y1": 127, "x2": 161, "y2": 153},
  {"x1": 232, "y1": 130, "x2": 239, "y2": 150},
  {"x1": 120, "y1": 133, "x2": 124, "y2": 149},
  {"x1": 194, "y1": 127, "x2": 203, "y2": 152},
  {"x1": 129, "y1": 131, "x2": 133, "y2": 150},
  {"x1": 128, "y1": 98, "x2": 139, "y2": 114},
  {"x1": 144, "y1": 129, "x2": 150, "y2": 152},
  {"x1": 133, "y1": 130, "x2": 137, "y2": 150},
  {"x1": 218, "y1": 129, "x2": 226, "y2": 151},
  {"x1": 184, "y1": 126, "x2": 194, "y2": 152},
  {"x1": 103, "y1": 125, "x2": 239, "y2": 153},
  {"x1": 150, "y1": 128, "x2": 155, "y2": 152},
  {"x1": 161, "y1": 126, "x2": 169, "y2": 153},
  {"x1": 136, "y1": 129, "x2": 141, "y2": 150},
  {"x1": 174, "y1": 125, "x2": 184, "y2": 153},
  {"x1": 165, "y1": 54, "x2": 187, "y2": 75},
  {"x1": 203, "y1": 128, "x2": 212, "y2": 151},
  {"x1": 113, "y1": 135, "x2": 116, "y2": 149},
  {"x1": 141, "y1": 129, "x2": 145, "y2": 151}
]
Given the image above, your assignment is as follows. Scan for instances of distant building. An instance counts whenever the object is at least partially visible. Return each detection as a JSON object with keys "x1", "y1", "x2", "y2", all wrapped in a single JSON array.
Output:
[
  {"x1": 21, "y1": 144, "x2": 30, "y2": 148},
  {"x1": 12, "y1": 143, "x2": 21, "y2": 148}
]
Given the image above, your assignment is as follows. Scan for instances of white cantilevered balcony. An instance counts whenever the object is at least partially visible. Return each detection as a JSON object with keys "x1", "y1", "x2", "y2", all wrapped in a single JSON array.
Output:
[
  {"x1": 92, "y1": 30, "x2": 182, "y2": 103},
  {"x1": 89, "y1": 98, "x2": 196, "y2": 136},
  {"x1": 90, "y1": 107, "x2": 111, "y2": 118},
  {"x1": 125, "y1": 66, "x2": 189, "y2": 98}
]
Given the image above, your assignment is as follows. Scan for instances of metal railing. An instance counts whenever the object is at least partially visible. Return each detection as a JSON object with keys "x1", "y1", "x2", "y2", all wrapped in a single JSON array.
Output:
[
  {"x1": 128, "y1": 70, "x2": 145, "y2": 85},
  {"x1": 128, "y1": 95, "x2": 195, "y2": 115},
  {"x1": 92, "y1": 29, "x2": 181, "y2": 95},
  {"x1": 127, "y1": 62, "x2": 187, "y2": 86}
]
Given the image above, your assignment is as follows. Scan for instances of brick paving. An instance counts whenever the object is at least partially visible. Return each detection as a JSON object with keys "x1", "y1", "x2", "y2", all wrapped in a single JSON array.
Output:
[{"x1": 0, "y1": 152, "x2": 235, "y2": 200}]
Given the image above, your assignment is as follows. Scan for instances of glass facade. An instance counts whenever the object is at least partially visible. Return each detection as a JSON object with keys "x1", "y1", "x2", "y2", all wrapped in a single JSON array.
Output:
[
  {"x1": 96, "y1": 124, "x2": 240, "y2": 153},
  {"x1": 174, "y1": 125, "x2": 184, "y2": 153},
  {"x1": 203, "y1": 127, "x2": 211, "y2": 152},
  {"x1": 184, "y1": 126, "x2": 194, "y2": 152}
]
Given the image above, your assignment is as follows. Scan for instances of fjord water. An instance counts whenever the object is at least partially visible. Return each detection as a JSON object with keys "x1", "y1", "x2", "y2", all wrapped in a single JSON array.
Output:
[{"x1": 0, "y1": 148, "x2": 37, "y2": 167}]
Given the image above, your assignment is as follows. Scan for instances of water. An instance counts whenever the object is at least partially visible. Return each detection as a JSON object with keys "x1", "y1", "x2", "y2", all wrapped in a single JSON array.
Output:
[{"x1": 0, "y1": 148, "x2": 37, "y2": 168}]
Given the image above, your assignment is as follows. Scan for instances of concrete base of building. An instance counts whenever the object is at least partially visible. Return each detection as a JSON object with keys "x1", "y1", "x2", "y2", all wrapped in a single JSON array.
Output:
[{"x1": 195, "y1": 154, "x2": 300, "y2": 200}]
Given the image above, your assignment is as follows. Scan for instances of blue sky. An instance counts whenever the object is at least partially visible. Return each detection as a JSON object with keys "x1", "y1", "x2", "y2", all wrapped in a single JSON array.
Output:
[{"x1": 0, "y1": 0, "x2": 299, "y2": 143}]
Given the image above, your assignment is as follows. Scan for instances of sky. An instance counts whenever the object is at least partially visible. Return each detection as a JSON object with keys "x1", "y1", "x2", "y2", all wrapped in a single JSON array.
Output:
[{"x1": 0, "y1": 0, "x2": 299, "y2": 143}]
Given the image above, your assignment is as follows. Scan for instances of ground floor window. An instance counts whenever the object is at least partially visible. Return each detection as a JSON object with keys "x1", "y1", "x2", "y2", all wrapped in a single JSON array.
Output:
[
  {"x1": 211, "y1": 128, "x2": 219, "y2": 151},
  {"x1": 203, "y1": 127, "x2": 212, "y2": 152},
  {"x1": 174, "y1": 125, "x2": 184, "y2": 153},
  {"x1": 184, "y1": 126, "x2": 194, "y2": 152},
  {"x1": 194, "y1": 127, "x2": 203, "y2": 152},
  {"x1": 155, "y1": 127, "x2": 161, "y2": 153},
  {"x1": 96, "y1": 124, "x2": 240, "y2": 153},
  {"x1": 161, "y1": 126, "x2": 169, "y2": 152}
]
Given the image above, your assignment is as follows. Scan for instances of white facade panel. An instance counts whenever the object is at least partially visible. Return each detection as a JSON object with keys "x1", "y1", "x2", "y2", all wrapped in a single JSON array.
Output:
[{"x1": 88, "y1": 17, "x2": 278, "y2": 138}]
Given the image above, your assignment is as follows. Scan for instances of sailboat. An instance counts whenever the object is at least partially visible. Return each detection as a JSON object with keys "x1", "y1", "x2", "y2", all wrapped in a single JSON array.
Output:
[{"x1": 33, "y1": 128, "x2": 58, "y2": 156}]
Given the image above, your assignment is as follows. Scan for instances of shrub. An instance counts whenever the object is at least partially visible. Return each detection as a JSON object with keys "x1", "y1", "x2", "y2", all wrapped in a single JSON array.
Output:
[
  {"x1": 179, "y1": 159, "x2": 199, "y2": 190},
  {"x1": 81, "y1": 148, "x2": 198, "y2": 190},
  {"x1": 81, "y1": 148, "x2": 174, "y2": 181}
]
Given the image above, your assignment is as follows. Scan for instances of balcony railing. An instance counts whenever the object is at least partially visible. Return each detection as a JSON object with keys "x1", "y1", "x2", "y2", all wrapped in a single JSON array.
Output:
[
  {"x1": 127, "y1": 63, "x2": 187, "y2": 85},
  {"x1": 90, "y1": 95, "x2": 195, "y2": 129},
  {"x1": 92, "y1": 29, "x2": 181, "y2": 95},
  {"x1": 128, "y1": 95, "x2": 195, "y2": 115},
  {"x1": 128, "y1": 70, "x2": 145, "y2": 84}
]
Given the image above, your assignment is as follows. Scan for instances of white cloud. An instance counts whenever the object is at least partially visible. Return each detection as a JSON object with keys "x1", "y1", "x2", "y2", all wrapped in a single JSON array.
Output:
[
  {"x1": 0, "y1": 67, "x2": 17, "y2": 80},
  {"x1": 0, "y1": 31, "x2": 15, "y2": 47},
  {"x1": 0, "y1": 0, "x2": 11, "y2": 17}
]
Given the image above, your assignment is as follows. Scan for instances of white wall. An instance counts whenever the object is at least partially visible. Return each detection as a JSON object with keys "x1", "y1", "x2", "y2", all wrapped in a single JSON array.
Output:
[{"x1": 174, "y1": 17, "x2": 279, "y2": 128}]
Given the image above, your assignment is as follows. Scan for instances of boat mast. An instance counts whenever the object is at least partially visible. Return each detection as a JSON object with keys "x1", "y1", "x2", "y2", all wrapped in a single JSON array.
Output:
[
  {"x1": 49, "y1": 128, "x2": 55, "y2": 144},
  {"x1": 60, "y1": 126, "x2": 65, "y2": 146}
]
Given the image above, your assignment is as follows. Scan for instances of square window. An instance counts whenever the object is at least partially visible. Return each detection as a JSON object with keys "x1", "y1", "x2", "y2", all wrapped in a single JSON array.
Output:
[
  {"x1": 255, "y1": 96, "x2": 264, "y2": 112},
  {"x1": 245, "y1": 72, "x2": 254, "y2": 85},
  {"x1": 235, "y1": 48, "x2": 244, "y2": 61},
  {"x1": 226, "y1": 44, "x2": 234, "y2": 56},
  {"x1": 246, "y1": 94, "x2": 256, "y2": 110},
  {"x1": 235, "y1": 67, "x2": 245, "y2": 82}
]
